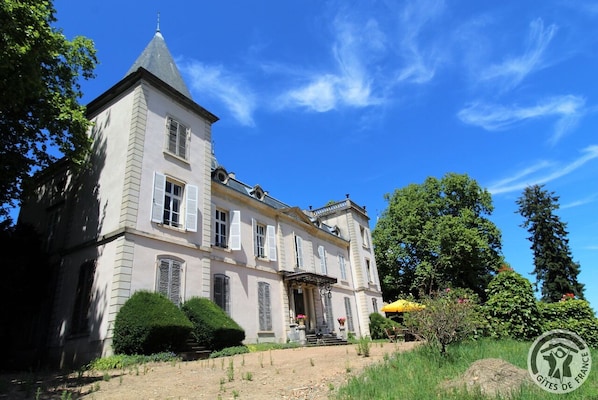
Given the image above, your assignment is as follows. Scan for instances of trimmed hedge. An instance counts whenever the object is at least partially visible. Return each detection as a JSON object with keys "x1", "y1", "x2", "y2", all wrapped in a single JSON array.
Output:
[
  {"x1": 538, "y1": 299, "x2": 598, "y2": 348},
  {"x1": 112, "y1": 291, "x2": 193, "y2": 355},
  {"x1": 182, "y1": 297, "x2": 245, "y2": 351},
  {"x1": 369, "y1": 312, "x2": 401, "y2": 340}
]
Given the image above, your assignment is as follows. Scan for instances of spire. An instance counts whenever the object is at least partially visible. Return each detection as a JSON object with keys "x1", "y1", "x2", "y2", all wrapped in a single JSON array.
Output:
[{"x1": 126, "y1": 25, "x2": 192, "y2": 99}]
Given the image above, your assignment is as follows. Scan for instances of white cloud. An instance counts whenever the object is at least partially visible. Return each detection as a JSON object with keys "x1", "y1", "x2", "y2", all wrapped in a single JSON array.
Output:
[
  {"x1": 479, "y1": 18, "x2": 557, "y2": 91},
  {"x1": 488, "y1": 145, "x2": 598, "y2": 194},
  {"x1": 277, "y1": 14, "x2": 382, "y2": 112},
  {"x1": 561, "y1": 193, "x2": 598, "y2": 209},
  {"x1": 457, "y1": 95, "x2": 585, "y2": 143},
  {"x1": 181, "y1": 61, "x2": 256, "y2": 127}
]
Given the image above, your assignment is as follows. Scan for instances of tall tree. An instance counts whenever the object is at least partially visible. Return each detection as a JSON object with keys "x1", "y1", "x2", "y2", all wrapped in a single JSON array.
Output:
[
  {"x1": 0, "y1": 0, "x2": 97, "y2": 222},
  {"x1": 516, "y1": 184, "x2": 585, "y2": 302},
  {"x1": 372, "y1": 173, "x2": 503, "y2": 301}
]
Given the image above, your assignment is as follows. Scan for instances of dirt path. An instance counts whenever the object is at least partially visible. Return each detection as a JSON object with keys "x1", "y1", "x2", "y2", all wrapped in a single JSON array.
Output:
[{"x1": 2, "y1": 341, "x2": 419, "y2": 399}]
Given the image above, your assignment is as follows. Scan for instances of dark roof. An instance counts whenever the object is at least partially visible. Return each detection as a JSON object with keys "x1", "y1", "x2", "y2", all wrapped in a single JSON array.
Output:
[{"x1": 126, "y1": 31, "x2": 192, "y2": 99}]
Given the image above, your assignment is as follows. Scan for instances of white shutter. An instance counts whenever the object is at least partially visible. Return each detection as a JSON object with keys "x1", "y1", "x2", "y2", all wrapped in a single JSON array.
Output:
[
  {"x1": 251, "y1": 218, "x2": 257, "y2": 256},
  {"x1": 339, "y1": 255, "x2": 347, "y2": 280},
  {"x1": 157, "y1": 260, "x2": 170, "y2": 297},
  {"x1": 266, "y1": 225, "x2": 277, "y2": 261},
  {"x1": 170, "y1": 261, "x2": 181, "y2": 305},
  {"x1": 151, "y1": 172, "x2": 166, "y2": 223},
  {"x1": 185, "y1": 184, "x2": 198, "y2": 232},
  {"x1": 229, "y1": 210, "x2": 241, "y2": 250},
  {"x1": 318, "y1": 245, "x2": 327, "y2": 274},
  {"x1": 295, "y1": 235, "x2": 304, "y2": 268}
]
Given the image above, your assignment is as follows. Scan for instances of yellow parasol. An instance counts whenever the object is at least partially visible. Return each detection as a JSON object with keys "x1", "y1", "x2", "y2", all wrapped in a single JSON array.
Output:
[{"x1": 380, "y1": 299, "x2": 425, "y2": 313}]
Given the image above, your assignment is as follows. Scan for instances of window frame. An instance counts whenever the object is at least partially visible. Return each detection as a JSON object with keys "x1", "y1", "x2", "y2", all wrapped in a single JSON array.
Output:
[
  {"x1": 166, "y1": 116, "x2": 190, "y2": 160},
  {"x1": 151, "y1": 172, "x2": 198, "y2": 232},
  {"x1": 214, "y1": 209, "x2": 228, "y2": 248},
  {"x1": 70, "y1": 261, "x2": 96, "y2": 335}
]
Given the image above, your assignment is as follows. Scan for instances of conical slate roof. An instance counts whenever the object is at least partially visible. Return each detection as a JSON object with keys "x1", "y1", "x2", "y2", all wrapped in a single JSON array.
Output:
[{"x1": 126, "y1": 30, "x2": 192, "y2": 98}]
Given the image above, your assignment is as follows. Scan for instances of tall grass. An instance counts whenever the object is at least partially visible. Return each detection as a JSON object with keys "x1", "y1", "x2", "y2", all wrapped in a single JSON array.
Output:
[{"x1": 335, "y1": 339, "x2": 598, "y2": 400}]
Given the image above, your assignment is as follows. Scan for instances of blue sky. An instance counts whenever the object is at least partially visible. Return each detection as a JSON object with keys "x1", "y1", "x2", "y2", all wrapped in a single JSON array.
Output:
[{"x1": 52, "y1": 1, "x2": 596, "y2": 309}]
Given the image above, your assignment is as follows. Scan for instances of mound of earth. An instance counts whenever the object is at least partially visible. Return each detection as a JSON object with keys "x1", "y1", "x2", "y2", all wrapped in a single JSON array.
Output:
[{"x1": 441, "y1": 358, "x2": 533, "y2": 397}]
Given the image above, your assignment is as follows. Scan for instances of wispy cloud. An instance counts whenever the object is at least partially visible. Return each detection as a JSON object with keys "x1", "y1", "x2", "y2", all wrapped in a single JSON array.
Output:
[
  {"x1": 479, "y1": 18, "x2": 557, "y2": 91},
  {"x1": 457, "y1": 95, "x2": 586, "y2": 144},
  {"x1": 488, "y1": 145, "x2": 598, "y2": 194},
  {"x1": 561, "y1": 193, "x2": 598, "y2": 209},
  {"x1": 181, "y1": 61, "x2": 256, "y2": 126},
  {"x1": 277, "y1": 15, "x2": 383, "y2": 112},
  {"x1": 394, "y1": 0, "x2": 445, "y2": 84}
]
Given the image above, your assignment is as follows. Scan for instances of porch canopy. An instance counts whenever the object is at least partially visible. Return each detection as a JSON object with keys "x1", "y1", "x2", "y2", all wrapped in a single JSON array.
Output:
[
  {"x1": 281, "y1": 271, "x2": 338, "y2": 287},
  {"x1": 380, "y1": 299, "x2": 425, "y2": 313}
]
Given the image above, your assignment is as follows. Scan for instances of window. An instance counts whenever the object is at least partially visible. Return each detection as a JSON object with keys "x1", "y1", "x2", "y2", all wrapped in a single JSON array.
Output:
[
  {"x1": 295, "y1": 235, "x2": 304, "y2": 269},
  {"x1": 258, "y1": 281, "x2": 272, "y2": 331},
  {"x1": 214, "y1": 274, "x2": 230, "y2": 315},
  {"x1": 166, "y1": 117, "x2": 189, "y2": 159},
  {"x1": 324, "y1": 294, "x2": 334, "y2": 331},
  {"x1": 151, "y1": 172, "x2": 198, "y2": 232},
  {"x1": 214, "y1": 209, "x2": 241, "y2": 250},
  {"x1": 46, "y1": 209, "x2": 60, "y2": 251},
  {"x1": 157, "y1": 257, "x2": 182, "y2": 305},
  {"x1": 255, "y1": 222, "x2": 266, "y2": 258},
  {"x1": 360, "y1": 225, "x2": 370, "y2": 248},
  {"x1": 253, "y1": 220, "x2": 277, "y2": 261},
  {"x1": 372, "y1": 298, "x2": 378, "y2": 313},
  {"x1": 365, "y1": 259, "x2": 373, "y2": 283},
  {"x1": 71, "y1": 261, "x2": 96, "y2": 335},
  {"x1": 338, "y1": 254, "x2": 347, "y2": 280},
  {"x1": 215, "y1": 209, "x2": 227, "y2": 247},
  {"x1": 344, "y1": 297, "x2": 355, "y2": 332},
  {"x1": 318, "y1": 245, "x2": 328, "y2": 275}
]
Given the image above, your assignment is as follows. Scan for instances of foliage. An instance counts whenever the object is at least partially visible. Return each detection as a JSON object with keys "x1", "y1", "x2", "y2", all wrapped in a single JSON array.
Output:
[
  {"x1": 355, "y1": 336, "x2": 371, "y2": 357},
  {"x1": 112, "y1": 291, "x2": 193, "y2": 355},
  {"x1": 336, "y1": 338, "x2": 598, "y2": 399},
  {"x1": 538, "y1": 299, "x2": 598, "y2": 348},
  {"x1": 0, "y1": 0, "x2": 97, "y2": 221},
  {"x1": 372, "y1": 173, "x2": 503, "y2": 300},
  {"x1": 516, "y1": 184, "x2": 585, "y2": 302},
  {"x1": 483, "y1": 269, "x2": 542, "y2": 340},
  {"x1": 182, "y1": 297, "x2": 245, "y2": 351},
  {"x1": 209, "y1": 346, "x2": 250, "y2": 358},
  {"x1": 88, "y1": 352, "x2": 180, "y2": 371},
  {"x1": 368, "y1": 313, "x2": 401, "y2": 340},
  {"x1": 404, "y1": 287, "x2": 482, "y2": 354},
  {"x1": 245, "y1": 342, "x2": 300, "y2": 352}
]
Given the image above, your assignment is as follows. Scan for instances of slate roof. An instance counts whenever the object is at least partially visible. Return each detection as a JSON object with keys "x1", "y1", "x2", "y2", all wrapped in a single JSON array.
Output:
[{"x1": 126, "y1": 30, "x2": 192, "y2": 99}]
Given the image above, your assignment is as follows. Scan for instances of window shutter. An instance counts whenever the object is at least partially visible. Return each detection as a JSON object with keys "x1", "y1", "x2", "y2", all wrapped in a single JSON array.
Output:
[
  {"x1": 339, "y1": 255, "x2": 347, "y2": 280},
  {"x1": 251, "y1": 218, "x2": 257, "y2": 256},
  {"x1": 344, "y1": 297, "x2": 354, "y2": 332},
  {"x1": 229, "y1": 210, "x2": 241, "y2": 250},
  {"x1": 151, "y1": 172, "x2": 166, "y2": 223},
  {"x1": 170, "y1": 261, "x2": 181, "y2": 305},
  {"x1": 185, "y1": 128, "x2": 191, "y2": 160},
  {"x1": 258, "y1": 282, "x2": 272, "y2": 331},
  {"x1": 266, "y1": 225, "x2": 277, "y2": 261},
  {"x1": 295, "y1": 235, "x2": 304, "y2": 268},
  {"x1": 318, "y1": 245, "x2": 327, "y2": 274},
  {"x1": 185, "y1": 184, "x2": 198, "y2": 232},
  {"x1": 157, "y1": 260, "x2": 170, "y2": 297}
]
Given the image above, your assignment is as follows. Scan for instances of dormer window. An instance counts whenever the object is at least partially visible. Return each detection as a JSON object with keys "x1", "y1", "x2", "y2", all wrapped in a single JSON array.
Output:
[
  {"x1": 251, "y1": 185, "x2": 265, "y2": 201},
  {"x1": 212, "y1": 166, "x2": 229, "y2": 184},
  {"x1": 166, "y1": 117, "x2": 190, "y2": 160}
]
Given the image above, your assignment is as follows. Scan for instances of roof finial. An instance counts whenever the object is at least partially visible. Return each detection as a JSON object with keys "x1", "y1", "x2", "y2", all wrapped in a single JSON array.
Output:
[{"x1": 156, "y1": 11, "x2": 161, "y2": 33}]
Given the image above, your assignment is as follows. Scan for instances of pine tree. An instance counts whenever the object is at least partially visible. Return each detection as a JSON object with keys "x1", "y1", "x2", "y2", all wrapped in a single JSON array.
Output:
[{"x1": 516, "y1": 184, "x2": 585, "y2": 302}]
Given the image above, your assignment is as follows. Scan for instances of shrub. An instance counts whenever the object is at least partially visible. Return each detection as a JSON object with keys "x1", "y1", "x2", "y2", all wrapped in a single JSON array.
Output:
[
  {"x1": 182, "y1": 297, "x2": 245, "y2": 351},
  {"x1": 483, "y1": 270, "x2": 542, "y2": 340},
  {"x1": 404, "y1": 288, "x2": 481, "y2": 354},
  {"x1": 112, "y1": 291, "x2": 193, "y2": 355},
  {"x1": 209, "y1": 346, "x2": 250, "y2": 358},
  {"x1": 368, "y1": 312, "x2": 401, "y2": 340},
  {"x1": 538, "y1": 299, "x2": 598, "y2": 347}
]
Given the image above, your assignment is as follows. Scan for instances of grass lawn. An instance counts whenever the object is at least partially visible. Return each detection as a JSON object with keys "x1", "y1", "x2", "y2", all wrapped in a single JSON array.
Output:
[{"x1": 335, "y1": 338, "x2": 598, "y2": 399}]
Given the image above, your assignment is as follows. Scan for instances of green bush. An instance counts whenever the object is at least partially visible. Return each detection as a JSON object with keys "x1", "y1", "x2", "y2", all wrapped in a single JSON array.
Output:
[
  {"x1": 483, "y1": 270, "x2": 542, "y2": 340},
  {"x1": 182, "y1": 297, "x2": 245, "y2": 351},
  {"x1": 538, "y1": 299, "x2": 598, "y2": 347},
  {"x1": 209, "y1": 346, "x2": 250, "y2": 358},
  {"x1": 112, "y1": 291, "x2": 193, "y2": 355},
  {"x1": 368, "y1": 313, "x2": 400, "y2": 340}
]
